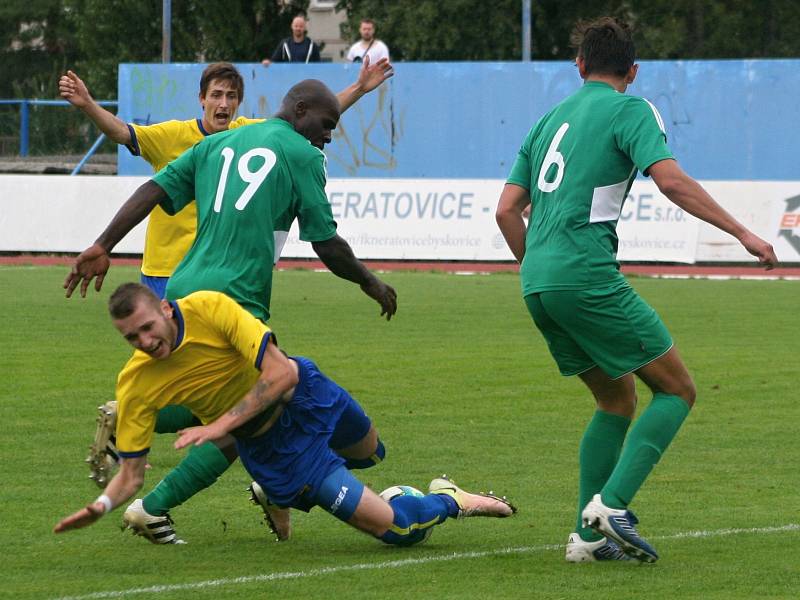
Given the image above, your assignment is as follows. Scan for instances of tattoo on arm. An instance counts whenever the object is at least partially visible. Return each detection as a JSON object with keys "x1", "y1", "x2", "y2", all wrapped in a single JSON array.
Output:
[{"x1": 227, "y1": 380, "x2": 273, "y2": 420}]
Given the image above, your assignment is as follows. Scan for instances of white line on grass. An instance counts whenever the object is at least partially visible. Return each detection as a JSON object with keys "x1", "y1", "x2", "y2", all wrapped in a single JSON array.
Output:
[{"x1": 54, "y1": 523, "x2": 799, "y2": 600}]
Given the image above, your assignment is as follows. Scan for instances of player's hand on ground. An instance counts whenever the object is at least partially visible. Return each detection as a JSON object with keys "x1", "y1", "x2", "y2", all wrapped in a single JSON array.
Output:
[
  {"x1": 58, "y1": 70, "x2": 92, "y2": 108},
  {"x1": 53, "y1": 502, "x2": 105, "y2": 533},
  {"x1": 357, "y1": 55, "x2": 394, "y2": 93},
  {"x1": 64, "y1": 243, "x2": 110, "y2": 298},
  {"x1": 740, "y1": 231, "x2": 778, "y2": 270},
  {"x1": 174, "y1": 425, "x2": 223, "y2": 449},
  {"x1": 361, "y1": 278, "x2": 397, "y2": 320}
]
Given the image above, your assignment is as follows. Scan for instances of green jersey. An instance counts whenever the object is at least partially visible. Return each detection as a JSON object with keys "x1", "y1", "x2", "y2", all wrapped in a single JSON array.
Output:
[
  {"x1": 154, "y1": 118, "x2": 337, "y2": 321},
  {"x1": 507, "y1": 81, "x2": 673, "y2": 296}
]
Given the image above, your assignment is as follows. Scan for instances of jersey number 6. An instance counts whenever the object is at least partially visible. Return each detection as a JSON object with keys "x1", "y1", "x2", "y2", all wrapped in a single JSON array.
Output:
[{"x1": 537, "y1": 122, "x2": 569, "y2": 193}]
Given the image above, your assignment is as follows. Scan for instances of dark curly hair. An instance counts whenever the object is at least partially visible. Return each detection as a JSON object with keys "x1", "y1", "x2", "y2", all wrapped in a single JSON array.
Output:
[{"x1": 571, "y1": 17, "x2": 635, "y2": 77}]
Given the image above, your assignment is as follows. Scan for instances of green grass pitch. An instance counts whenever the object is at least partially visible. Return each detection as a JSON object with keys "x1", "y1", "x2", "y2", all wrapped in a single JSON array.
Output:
[{"x1": 0, "y1": 265, "x2": 797, "y2": 599}]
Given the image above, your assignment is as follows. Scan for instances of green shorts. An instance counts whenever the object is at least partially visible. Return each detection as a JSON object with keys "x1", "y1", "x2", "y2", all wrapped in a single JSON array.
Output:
[{"x1": 524, "y1": 281, "x2": 673, "y2": 379}]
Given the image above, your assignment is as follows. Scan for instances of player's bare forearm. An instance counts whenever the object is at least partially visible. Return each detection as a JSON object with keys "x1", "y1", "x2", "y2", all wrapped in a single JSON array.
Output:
[
  {"x1": 59, "y1": 70, "x2": 131, "y2": 144},
  {"x1": 496, "y1": 183, "x2": 530, "y2": 262},
  {"x1": 176, "y1": 347, "x2": 298, "y2": 448},
  {"x1": 313, "y1": 235, "x2": 398, "y2": 319},
  {"x1": 95, "y1": 180, "x2": 166, "y2": 251},
  {"x1": 102, "y1": 457, "x2": 147, "y2": 508},
  {"x1": 313, "y1": 235, "x2": 373, "y2": 285},
  {"x1": 663, "y1": 177, "x2": 745, "y2": 239},
  {"x1": 336, "y1": 84, "x2": 364, "y2": 113},
  {"x1": 54, "y1": 457, "x2": 146, "y2": 533},
  {"x1": 176, "y1": 384, "x2": 282, "y2": 448},
  {"x1": 650, "y1": 159, "x2": 778, "y2": 269},
  {"x1": 496, "y1": 213, "x2": 527, "y2": 263},
  {"x1": 336, "y1": 55, "x2": 393, "y2": 113},
  {"x1": 81, "y1": 102, "x2": 131, "y2": 145}
]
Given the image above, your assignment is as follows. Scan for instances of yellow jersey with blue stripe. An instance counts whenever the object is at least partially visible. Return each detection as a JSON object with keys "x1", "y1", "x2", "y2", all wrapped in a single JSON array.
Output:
[
  {"x1": 114, "y1": 290, "x2": 271, "y2": 457},
  {"x1": 127, "y1": 116, "x2": 263, "y2": 277}
]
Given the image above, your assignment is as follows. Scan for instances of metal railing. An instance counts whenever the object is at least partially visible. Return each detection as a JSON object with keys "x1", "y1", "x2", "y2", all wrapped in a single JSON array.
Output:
[{"x1": 0, "y1": 99, "x2": 118, "y2": 174}]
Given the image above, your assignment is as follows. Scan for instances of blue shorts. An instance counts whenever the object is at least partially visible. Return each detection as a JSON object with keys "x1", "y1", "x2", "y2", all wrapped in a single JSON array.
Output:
[
  {"x1": 235, "y1": 357, "x2": 355, "y2": 511},
  {"x1": 140, "y1": 274, "x2": 169, "y2": 300}
]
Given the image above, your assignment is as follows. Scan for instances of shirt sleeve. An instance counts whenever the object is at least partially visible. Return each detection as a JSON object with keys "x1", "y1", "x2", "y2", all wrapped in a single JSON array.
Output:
[
  {"x1": 114, "y1": 365, "x2": 158, "y2": 457},
  {"x1": 294, "y1": 151, "x2": 337, "y2": 242},
  {"x1": 127, "y1": 122, "x2": 175, "y2": 167},
  {"x1": 614, "y1": 97, "x2": 675, "y2": 176},
  {"x1": 152, "y1": 144, "x2": 199, "y2": 216},
  {"x1": 506, "y1": 127, "x2": 535, "y2": 189}
]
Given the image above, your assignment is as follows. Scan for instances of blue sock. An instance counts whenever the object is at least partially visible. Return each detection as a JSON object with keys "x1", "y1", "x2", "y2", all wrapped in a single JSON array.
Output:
[
  {"x1": 380, "y1": 494, "x2": 452, "y2": 546},
  {"x1": 343, "y1": 439, "x2": 386, "y2": 470}
]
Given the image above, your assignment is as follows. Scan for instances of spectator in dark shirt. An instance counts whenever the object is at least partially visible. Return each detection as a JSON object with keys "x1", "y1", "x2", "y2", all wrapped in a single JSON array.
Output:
[{"x1": 262, "y1": 15, "x2": 321, "y2": 65}]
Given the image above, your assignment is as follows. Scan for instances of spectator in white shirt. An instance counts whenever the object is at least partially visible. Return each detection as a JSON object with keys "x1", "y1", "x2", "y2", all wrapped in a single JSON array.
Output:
[{"x1": 346, "y1": 19, "x2": 390, "y2": 63}]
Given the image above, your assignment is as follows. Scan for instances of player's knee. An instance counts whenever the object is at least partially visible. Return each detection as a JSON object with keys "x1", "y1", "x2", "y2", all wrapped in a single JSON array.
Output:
[
  {"x1": 662, "y1": 376, "x2": 696, "y2": 408},
  {"x1": 597, "y1": 395, "x2": 636, "y2": 418},
  {"x1": 343, "y1": 438, "x2": 385, "y2": 470},
  {"x1": 677, "y1": 379, "x2": 697, "y2": 408}
]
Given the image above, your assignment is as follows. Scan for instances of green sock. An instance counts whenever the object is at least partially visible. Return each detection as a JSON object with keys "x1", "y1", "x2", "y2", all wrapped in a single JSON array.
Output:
[
  {"x1": 577, "y1": 410, "x2": 631, "y2": 541},
  {"x1": 601, "y1": 393, "x2": 691, "y2": 509},
  {"x1": 154, "y1": 405, "x2": 198, "y2": 434},
  {"x1": 142, "y1": 441, "x2": 232, "y2": 515}
]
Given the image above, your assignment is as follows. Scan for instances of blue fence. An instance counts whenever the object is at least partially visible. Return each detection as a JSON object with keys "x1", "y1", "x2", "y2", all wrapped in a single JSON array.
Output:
[
  {"x1": 116, "y1": 60, "x2": 800, "y2": 181},
  {"x1": 0, "y1": 99, "x2": 117, "y2": 158}
]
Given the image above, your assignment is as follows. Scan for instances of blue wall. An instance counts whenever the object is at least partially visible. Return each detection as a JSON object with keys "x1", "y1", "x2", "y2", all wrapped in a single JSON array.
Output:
[{"x1": 118, "y1": 60, "x2": 800, "y2": 180}]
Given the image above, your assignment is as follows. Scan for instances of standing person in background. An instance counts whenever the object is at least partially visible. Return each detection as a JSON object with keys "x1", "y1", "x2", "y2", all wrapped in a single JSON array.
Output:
[
  {"x1": 262, "y1": 14, "x2": 321, "y2": 66},
  {"x1": 346, "y1": 18, "x2": 390, "y2": 64},
  {"x1": 496, "y1": 16, "x2": 776, "y2": 564}
]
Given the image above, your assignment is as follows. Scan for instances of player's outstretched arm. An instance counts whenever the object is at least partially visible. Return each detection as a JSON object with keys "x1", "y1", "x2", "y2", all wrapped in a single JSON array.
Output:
[
  {"x1": 58, "y1": 70, "x2": 131, "y2": 145},
  {"x1": 336, "y1": 55, "x2": 394, "y2": 114},
  {"x1": 312, "y1": 234, "x2": 398, "y2": 320},
  {"x1": 54, "y1": 456, "x2": 147, "y2": 534},
  {"x1": 175, "y1": 340, "x2": 297, "y2": 449},
  {"x1": 649, "y1": 159, "x2": 778, "y2": 270},
  {"x1": 64, "y1": 180, "x2": 167, "y2": 297},
  {"x1": 496, "y1": 183, "x2": 531, "y2": 263}
]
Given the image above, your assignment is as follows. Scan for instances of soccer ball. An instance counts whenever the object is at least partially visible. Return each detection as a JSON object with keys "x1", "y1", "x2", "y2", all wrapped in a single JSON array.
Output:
[{"x1": 379, "y1": 485, "x2": 434, "y2": 544}]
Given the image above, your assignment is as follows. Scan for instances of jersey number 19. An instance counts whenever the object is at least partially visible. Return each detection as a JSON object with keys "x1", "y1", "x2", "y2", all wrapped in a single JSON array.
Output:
[{"x1": 213, "y1": 147, "x2": 277, "y2": 213}]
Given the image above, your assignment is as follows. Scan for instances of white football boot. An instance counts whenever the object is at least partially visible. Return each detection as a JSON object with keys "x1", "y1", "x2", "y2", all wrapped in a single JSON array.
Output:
[
  {"x1": 565, "y1": 532, "x2": 634, "y2": 562},
  {"x1": 123, "y1": 499, "x2": 185, "y2": 544},
  {"x1": 581, "y1": 494, "x2": 658, "y2": 563}
]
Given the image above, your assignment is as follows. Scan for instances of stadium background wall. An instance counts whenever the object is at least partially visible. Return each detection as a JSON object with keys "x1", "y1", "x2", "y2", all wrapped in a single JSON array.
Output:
[{"x1": 1, "y1": 60, "x2": 798, "y2": 263}]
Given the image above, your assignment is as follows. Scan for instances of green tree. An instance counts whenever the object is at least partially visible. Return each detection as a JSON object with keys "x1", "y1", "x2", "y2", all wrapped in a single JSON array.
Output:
[
  {"x1": 0, "y1": 0, "x2": 77, "y2": 97},
  {"x1": 336, "y1": 0, "x2": 800, "y2": 61},
  {"x1": 337, "y1": 0, "x2": 529, "y2": 61},
  {"x1": 67, "y1": 0, "x2": 310, "y2": 98}
]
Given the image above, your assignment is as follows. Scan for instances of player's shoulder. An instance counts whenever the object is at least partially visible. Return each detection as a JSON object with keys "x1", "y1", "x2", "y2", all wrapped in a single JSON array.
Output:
[
  {"x1": 273, "y1": 122, "x2": 324, "y2": 161},
  {"x1": 616, "y1": 94, "x2": 666, "y2": 131},
  {"x1": 178, "y1": 289, "x2": 232, "y2": 310},
  {"x1": 229, "y1": 116, "x2": 266, "y2": 130},
  {"x1": 133, "y1": 118, "x2": 195, "y2": 133},
  {"x1": 177, "y1": 290, "x2": 249, "y2": 321}
]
